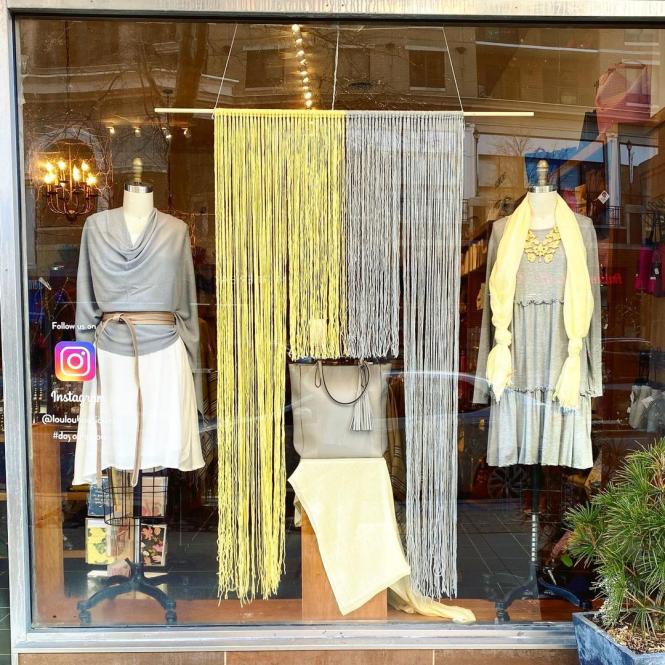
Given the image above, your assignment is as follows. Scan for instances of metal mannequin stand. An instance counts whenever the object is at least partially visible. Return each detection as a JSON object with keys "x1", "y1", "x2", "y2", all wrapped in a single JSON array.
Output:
[
  {"x1": 484, "y1": 159, "x2": 591, "y2": 621},
  {"x1": 77, "y1": 469, "x2": 176, "y2": 625},
  {"x1": 489, "y1": 466, "x2": 591, "y2": 623}
]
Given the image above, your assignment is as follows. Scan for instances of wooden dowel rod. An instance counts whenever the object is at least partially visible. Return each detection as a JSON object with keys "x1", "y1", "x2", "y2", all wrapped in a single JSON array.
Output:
[{"x1": 154, "y1": 107, "x2": 534, "y2": 118}]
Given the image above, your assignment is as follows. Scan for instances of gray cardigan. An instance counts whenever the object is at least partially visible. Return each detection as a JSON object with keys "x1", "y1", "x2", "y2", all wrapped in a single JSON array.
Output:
[{"x1": 75, "y1": 207, "x2": 202, "y2": 409}]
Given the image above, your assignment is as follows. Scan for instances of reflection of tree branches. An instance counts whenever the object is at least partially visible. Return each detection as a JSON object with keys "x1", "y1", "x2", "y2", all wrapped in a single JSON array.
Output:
[
  {"x1": 138, "y1": 38, "x2": 169, "y2": 118},
  {"x1": 493, "y1": 135, "x2": 535, "y2": 157},
  {"x1": 78, "y1": 69, "x2": 125, "y2": 126},
  {"x1": 135, "y1": 40, "x2": 171, "y2": 166}
]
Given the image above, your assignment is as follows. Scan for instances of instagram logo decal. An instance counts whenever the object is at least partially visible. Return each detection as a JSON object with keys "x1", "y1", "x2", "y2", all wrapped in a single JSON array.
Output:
[{"x1": 55, "y1": 341, "x2": 96, "y2": 382}]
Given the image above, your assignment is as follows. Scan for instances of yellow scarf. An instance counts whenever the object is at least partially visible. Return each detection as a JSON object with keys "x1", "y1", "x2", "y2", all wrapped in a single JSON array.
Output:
[{"x1": 486, "y1": 194, "x2": 594, "y2": 410}]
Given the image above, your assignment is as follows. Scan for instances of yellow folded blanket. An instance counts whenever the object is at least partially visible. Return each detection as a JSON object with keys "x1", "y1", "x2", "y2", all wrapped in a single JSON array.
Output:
[{"x1": 289, "y1": 458, "x2": 476, "y2": 623}]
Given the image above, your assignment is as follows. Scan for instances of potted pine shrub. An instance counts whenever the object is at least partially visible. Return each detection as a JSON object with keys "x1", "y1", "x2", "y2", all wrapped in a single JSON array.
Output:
[{"x1": 565, "y1": 438, "x2": 665, "y2": 664}]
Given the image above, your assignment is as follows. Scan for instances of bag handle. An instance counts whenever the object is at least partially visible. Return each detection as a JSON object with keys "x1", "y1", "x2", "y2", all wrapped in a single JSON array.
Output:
[{"x1": 315, "y1": 361, "x2": 370, "y2": 406}]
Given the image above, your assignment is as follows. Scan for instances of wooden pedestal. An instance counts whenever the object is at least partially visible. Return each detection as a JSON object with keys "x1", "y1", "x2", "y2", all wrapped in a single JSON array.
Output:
[{"x1": 300, "y1": 510, "x2": 387, "y2": 621}]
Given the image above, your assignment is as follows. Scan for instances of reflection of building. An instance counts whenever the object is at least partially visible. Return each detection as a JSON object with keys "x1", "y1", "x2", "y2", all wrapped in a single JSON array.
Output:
[
  {"x1": 18, "y1": 19, "x2": 662, "y2": 320},
  {"x1": 18, "y1": 21, "x2": 664, "y2": 278}
]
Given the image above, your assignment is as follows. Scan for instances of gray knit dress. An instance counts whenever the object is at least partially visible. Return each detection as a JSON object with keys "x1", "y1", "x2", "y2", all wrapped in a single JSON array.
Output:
[{"x1": 473, "y1": 213, "x2": 602, "y2": 469}]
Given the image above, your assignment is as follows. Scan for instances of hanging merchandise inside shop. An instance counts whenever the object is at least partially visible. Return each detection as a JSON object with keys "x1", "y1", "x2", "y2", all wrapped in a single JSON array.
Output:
[{"x1": 10, "y1": 15, "x2": 665, "y2": 639}]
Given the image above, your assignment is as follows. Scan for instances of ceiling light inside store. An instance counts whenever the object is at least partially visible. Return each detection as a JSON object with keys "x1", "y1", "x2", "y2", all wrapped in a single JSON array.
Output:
[
  {"x1": 304, "y1": 91, "x2": 312, "y2": 100},
  {"x1": 295, "y1": 37, "x2": 303, "y2": 47},
  {"x1": 291, "y1": 24, "x2": 300, "y2": 33},
  {"x1": 108, "y1": 126, "x2": 115, "y2": 135},
  {"x1": 296, "y1": 49, "x2": 305, "y2": 58},
  {"x1": 183, "y1": 127, "x2": 191, "y2": 138},
  {"x1": 305, "y1": 100, "x2": 313, "y2": 108},
  {"x1": 38, "y1": 152, "x2": 100, "y2": 221},
  {"x1": 134, "y1": 127, "x2": 141, "y2": 137}
]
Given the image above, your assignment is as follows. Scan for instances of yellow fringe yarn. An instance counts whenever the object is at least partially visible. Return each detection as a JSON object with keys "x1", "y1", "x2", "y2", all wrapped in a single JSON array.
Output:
[
  {"x1": 214, "y1": 109, "x2": 347, "y2": 601},
  {"x1": 215, "y1": 110, "x2": 287, "y2": 601},
  {"x1": 284, "y1": 111, "x2": 347, "y2": 360}
]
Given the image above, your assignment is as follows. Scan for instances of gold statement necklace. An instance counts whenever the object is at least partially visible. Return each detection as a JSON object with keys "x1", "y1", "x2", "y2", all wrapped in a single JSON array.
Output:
[{"x1": 524, "y1": 225, "x2": 561, "y2": 263}]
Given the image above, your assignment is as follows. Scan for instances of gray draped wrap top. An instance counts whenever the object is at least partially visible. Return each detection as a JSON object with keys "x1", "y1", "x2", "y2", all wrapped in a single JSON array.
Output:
[{"x1": 75, "y1": 207, "x2": 202, "y2": 408}]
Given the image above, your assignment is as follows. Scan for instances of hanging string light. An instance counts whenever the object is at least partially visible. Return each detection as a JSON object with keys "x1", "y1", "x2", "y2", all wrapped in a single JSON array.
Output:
[{"x1": 291, "y1": 24, "x2": 314, "y2": 110}]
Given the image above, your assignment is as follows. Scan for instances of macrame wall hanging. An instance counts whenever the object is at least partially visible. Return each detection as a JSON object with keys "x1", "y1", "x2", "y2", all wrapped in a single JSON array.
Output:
[
  {"x1": 345, "y1": 112, "x2": 401, "y2": 359},
  {"x1": 402, "y1": 112, "x2": 464, "y2": 598},
  {"x1": 214, "y1": 108, "x2": 464, "y2": 602}
]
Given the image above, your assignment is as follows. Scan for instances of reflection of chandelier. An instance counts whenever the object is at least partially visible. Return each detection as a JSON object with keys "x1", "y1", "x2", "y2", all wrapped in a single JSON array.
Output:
[{"x1": 39, "y1": 147, "x2": 99, "y2": 221}]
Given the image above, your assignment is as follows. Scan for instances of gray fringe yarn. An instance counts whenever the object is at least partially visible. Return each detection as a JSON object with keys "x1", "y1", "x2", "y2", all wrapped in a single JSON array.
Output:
[
  {"x1": 402, "y1": 112, "x2": 464, "y2": 599},
  {"x1": 345, "y1": 112, "x2": 401, "y2": 359}
]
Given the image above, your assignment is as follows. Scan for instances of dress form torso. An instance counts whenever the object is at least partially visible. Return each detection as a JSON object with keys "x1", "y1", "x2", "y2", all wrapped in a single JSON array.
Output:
[
  {"x1": 123, "y1": 189, "x2": 154, "y2": 244},
  {"x1": 527, "y1": 190, "x2": 557, "y2": 230}
]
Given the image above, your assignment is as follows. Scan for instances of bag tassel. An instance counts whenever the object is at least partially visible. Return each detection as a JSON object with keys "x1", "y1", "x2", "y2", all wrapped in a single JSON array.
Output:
[
  {"x1": 351, "y1": 389, "x2": 373, "y2": 431},
  {"x1": 351, "y1": 364, "x2": 373, "y2": 431}
]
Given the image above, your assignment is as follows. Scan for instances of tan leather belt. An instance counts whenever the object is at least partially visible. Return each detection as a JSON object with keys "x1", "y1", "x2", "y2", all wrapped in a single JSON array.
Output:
[{"x1": 94, "y1": 311, "x2": 176, "y2": 486}]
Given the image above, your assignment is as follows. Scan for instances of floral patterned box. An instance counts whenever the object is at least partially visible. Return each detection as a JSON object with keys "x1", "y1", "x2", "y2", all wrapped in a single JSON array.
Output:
[{"x1": 140, "y1": 524, "x2": 167, "y2": 567}]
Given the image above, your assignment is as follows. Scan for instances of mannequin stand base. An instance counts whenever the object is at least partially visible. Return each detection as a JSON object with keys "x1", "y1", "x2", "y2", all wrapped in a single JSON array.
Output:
[
  {"x1": 485, "y1": 466, "x2": 592, "y2": 623},
  {"x1": 77, "y1": 559, "x2": 176, "y2": 625},
  {"x1": 485, "y1": 567, "x2": 591, "y2": 623}
]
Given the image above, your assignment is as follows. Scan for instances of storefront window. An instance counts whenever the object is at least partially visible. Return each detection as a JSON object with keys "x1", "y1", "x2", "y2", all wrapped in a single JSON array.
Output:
[{"x1": 15, "y1": 17, "x2": 665, "y2": 628}]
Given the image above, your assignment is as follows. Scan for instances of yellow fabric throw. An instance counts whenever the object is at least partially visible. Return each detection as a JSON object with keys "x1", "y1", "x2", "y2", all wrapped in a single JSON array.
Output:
[
  {"x1": 486, "y1": 193, "x2": 594, "y2": 409},
  {"x1": 388, "y1": 577, "x2": 476, "y2": 624},
  {"x1": 290, "y1": 459, "x2": 409, "y2": 615},
  {"x1": 289, "y1": 459, "x2": 475, "y2": 623},
  {"x1": 214, "y1": 110, "x2": 348, "y2": 601}
]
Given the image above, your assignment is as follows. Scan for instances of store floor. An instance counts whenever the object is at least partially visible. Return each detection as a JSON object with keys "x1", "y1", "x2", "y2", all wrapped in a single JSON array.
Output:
[{"x1": 48, "y1": 497, "x2": 587, "y2": 627}]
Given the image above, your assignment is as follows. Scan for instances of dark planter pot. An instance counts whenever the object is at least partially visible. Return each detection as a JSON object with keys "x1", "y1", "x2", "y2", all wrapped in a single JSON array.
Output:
[{"x1": 573, "y1": 613, "x2": 665, "y2": 665}]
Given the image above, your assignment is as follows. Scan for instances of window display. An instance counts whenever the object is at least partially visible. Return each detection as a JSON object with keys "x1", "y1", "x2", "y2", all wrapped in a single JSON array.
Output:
[{"x1": 14, "y1": 17, "x2": 665, "y2": 634}]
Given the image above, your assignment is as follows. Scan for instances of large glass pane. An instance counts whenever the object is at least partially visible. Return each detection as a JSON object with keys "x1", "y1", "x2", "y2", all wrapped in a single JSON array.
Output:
[{"x1": 15, "y1": 16, "x2": 664, "y2": 628}]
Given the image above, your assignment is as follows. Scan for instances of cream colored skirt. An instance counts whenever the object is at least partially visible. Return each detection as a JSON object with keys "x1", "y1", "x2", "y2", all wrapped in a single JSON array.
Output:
[{"x1": 73, "y1": 337, "x2": 203, "y2": 485}]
